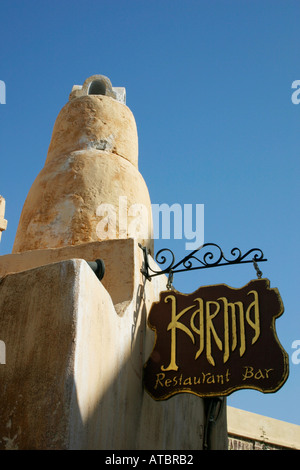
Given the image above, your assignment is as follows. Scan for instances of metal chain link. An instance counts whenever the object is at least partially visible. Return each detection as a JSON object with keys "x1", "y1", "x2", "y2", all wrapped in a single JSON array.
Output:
[
  {"x1": 166, "y1": 270, "x2": 174, "y2": 290},
  {"x1": 253, "y1": 259, "x2": 263, "y2": 279}
]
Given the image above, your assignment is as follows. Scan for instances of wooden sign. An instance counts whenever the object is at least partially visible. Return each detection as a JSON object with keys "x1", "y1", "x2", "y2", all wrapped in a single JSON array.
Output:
[{"x1": 143, "y1": 279, "x2": 289, "y2": 400}]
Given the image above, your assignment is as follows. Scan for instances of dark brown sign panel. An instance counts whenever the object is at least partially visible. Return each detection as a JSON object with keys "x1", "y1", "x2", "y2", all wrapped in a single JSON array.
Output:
[{"x1": 143, "y1": 279, "x2": 289, "y2": 400}]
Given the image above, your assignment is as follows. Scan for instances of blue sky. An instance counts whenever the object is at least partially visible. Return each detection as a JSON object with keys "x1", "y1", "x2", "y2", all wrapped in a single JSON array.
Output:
[{"x1": 0, "y1": 0, "x2": 300, "y2": 426}]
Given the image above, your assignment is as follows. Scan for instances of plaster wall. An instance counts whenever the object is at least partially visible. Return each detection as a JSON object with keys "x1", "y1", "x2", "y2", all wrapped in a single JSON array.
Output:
[
  {"x1": 0, "y1": 243, "x2": 228, "y2": 450},
  {"x1": 227, "y1": 406, "x2": 300, "y2": 450}
]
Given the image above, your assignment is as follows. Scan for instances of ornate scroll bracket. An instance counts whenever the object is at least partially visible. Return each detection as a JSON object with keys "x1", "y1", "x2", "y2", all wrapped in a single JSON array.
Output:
[{"x1": 139, "y1": 243, "x2": 267, "y2": 282}]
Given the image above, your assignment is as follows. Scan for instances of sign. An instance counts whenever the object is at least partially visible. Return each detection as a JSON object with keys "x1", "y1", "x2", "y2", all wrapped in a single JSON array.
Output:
[{"x1": 143, "y1": 279, "x2": 289, "y2": 400}]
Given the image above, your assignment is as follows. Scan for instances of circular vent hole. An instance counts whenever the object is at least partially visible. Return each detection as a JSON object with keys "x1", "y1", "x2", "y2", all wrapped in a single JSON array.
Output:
[{"x1": 88, "y1": 80, "x2": 106, "y2": 96}]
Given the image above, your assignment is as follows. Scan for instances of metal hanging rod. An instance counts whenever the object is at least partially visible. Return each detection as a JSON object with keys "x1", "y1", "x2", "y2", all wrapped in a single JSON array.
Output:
[{"x1": 139, "y1": 243, "x2": 267, "y2": 281}]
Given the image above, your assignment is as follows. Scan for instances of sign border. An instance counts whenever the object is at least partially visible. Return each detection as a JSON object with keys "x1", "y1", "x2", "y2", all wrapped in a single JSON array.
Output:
[{"x1": 143, "y1": 278, "x2": 289, "y2": 400}]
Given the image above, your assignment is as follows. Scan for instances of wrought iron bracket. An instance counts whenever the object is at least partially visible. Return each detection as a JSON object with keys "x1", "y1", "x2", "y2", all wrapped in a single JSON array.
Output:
[{"x1": 139, "y1": 243, "x2": 267, "y2": 282}]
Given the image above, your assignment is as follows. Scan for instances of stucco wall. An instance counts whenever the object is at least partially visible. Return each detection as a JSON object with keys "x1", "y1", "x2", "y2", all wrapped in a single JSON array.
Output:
[
  {"x1": 0, "y1": 243, "x2": 228, "y2": 450},
  {"x1": 227, "y1": 406, "x2": 300, "y2": 450}
]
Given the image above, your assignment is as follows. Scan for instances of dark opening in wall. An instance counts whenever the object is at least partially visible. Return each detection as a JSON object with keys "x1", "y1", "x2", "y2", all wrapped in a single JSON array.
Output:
[{"x1": 88, "y1": 80, "x2": 106, "y2": 96}]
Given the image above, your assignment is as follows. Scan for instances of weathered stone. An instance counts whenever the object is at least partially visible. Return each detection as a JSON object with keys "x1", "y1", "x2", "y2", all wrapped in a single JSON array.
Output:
[
  {"x1": 69, "y1": 75, "x2": 126, "y2": 104},
  {"x1": 0, "y1": 239, "x2": 137, "y2": 315},
  {"x1": 12, "y1": 77, "x2": 153, "y2": 254},
  {"x1": 227, "y1": 406, "x2": 300, "y2": 450},
  {"x1": 0, "y1": 257, "x2": 226, "y2": 450},
  {"x1": 46, "y1": 94, "x2": 138, "y2": 167}
]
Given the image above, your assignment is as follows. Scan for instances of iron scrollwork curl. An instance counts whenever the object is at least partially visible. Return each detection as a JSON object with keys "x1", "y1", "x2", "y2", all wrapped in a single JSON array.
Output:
[
  {"x1": 139, "y1": 243, "x2": 267, "y2": 280},
  {"x1": 155, "y1": 248, "x2": 176, "y2": 273}
]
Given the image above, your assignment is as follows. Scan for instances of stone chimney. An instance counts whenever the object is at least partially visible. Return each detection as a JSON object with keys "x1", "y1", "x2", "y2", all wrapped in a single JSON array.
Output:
[{"x1": 13, "y1": 75, "x2": 153, "y2": 254}]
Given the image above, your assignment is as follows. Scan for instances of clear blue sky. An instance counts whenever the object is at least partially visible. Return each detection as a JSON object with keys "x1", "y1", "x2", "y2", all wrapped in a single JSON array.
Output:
[{"x1": 1, "y1": 0, "x2": 300, "y2": 426}]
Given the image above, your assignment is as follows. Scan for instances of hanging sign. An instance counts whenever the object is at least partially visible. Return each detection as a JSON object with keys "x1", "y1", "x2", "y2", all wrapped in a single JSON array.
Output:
[{"x1": 143, "y1": 278, "x2": 289, "y2": 400}]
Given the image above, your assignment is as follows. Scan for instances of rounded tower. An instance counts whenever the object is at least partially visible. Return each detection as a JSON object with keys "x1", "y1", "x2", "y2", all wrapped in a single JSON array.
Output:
[{"x1": 13, "y1": 75, "x2": 153, "y2": 254}]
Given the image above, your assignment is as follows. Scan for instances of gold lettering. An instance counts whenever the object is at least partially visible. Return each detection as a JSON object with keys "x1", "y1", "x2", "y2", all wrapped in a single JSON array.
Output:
[
  {"x1": 154, "y1": 372, "x2": 165, "y2": 389},
  {"x1": 216, "y1": 374, "x2": 224, "y2": 384},
  {"x1": 242, "y1": 366, "x2": 272, "y2": 380},
  {"x1": 153, "y1": 369, "x2": 232, "y2": 389},
  {"x1": 159, "y1": 288, "x2": 262, "y2": 371},
  {"x1": 254, "y1": 369, "x2": 265, "y2": 380},
  {"x1": 242, "y1": 366, "x2": 254, "y2": 380},
  {"x1": 183, "y1": 377, "x2": 192, "y2": 386},
  {"x1": 246, "y1": 290, "x2": 260, "y2": 345},
  {"x1": 264, "y1": 368, "x2": 273, "y2": 378},
  {"x1": 161, "y1": 294, "x2": 195, "y2": 371},
  {"x1": 190, "y1": 297, "x2": 204, "y2": 360},
  {"x1": 202, "y1": 372, "x2": 209, "y2": 383},
  {"x1": 218, "y1": 298, "x2": 246, "y2": 362},
  {"x1": 206, "y1": 301, "x2": 222, "y2": 366},
  {"x1": 206, "y1": 373, "x2": 215, "y2": 384}
]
